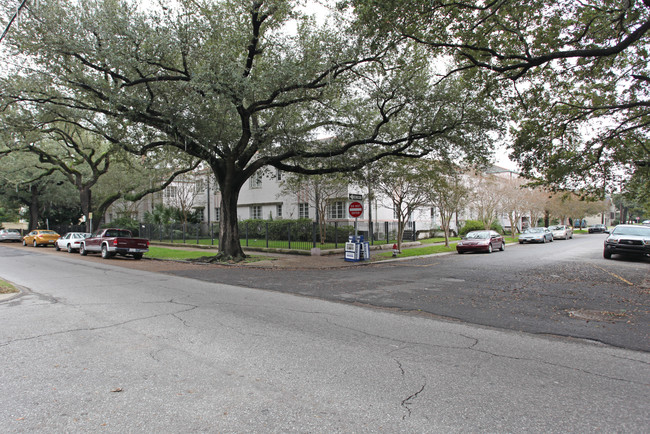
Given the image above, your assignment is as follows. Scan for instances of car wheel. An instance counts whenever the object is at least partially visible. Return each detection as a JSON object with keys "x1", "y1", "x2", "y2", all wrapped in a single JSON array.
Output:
[
  {"x1": 603, "y1": 248, "x2": 612, "y2": 259},
  {"x1": 79, "y1": 244, "x2": 87, "y2": 256},
  {"x1": 519, "y1": 241, "x2": 524, "y2": 244},
  {"x1": 101, "y1": 244, "x2": 112, "y2": 259},
  {"x1": 33, "y1": 240, "x2": 38, "y2": 247},
  {"x1": 67, "y1": 244, "x2": 73, "y2": 253},
  {"x1": 55, "y1": 243, "x2": 60, "y2": 251},
  {"x1": 500, "y1": 241, "x2": 505, "y2": 251},
  {"x1": 133, "y1": 253, "x2": 143, "y2": 260},
  {"x1": 487, "y1": 244, "x2": 493, "y2": 253},
  {"x1": 22, "y1": 239, "x2": 26, "y2": 246},
  {"x1": 457, "y1": 251, "x2": 464, "y2": 254}
]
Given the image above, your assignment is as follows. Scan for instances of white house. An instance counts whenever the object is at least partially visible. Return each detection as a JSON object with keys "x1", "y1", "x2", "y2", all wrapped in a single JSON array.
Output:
[{"x1": 105, "y1": 163, "x2": 529, "y2": 237}]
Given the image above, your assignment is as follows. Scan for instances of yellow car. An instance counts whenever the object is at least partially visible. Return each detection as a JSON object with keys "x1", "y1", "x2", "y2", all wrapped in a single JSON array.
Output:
[{"x1": 23, "y1": 230, "x2": 60, "y2": 247}]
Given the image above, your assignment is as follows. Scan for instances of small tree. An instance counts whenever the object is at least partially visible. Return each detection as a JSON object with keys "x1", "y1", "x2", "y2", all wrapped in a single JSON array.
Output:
[
  {"x1": 279, "y1": 172, "x2": 349, "y2": 245},
  {"x1": 466, "y1": 171, "x2": 502, "y2": 229},
  {"x1": 499, "y1": 176, "x2": 530, "y2": 235},
  {"x1": 425, "y1": 162, "x2": 468, "y2": 247},
  {"x1": 371, "y1": 158, "x2": 431, "y2": 251}
]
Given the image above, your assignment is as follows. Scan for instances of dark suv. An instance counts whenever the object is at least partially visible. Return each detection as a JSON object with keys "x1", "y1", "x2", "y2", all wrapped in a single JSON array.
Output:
[
  {"x1": 589, "y1": 224, "x2": 608, "y2": 234},
  {"x1": 603, "y1": 225, "x2": 650, "y2": 259}
]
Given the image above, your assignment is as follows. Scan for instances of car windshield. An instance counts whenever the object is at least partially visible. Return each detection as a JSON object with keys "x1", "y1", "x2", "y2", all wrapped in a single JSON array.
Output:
[
  {"x1": 612, "y1": 226, "x2": 650, "y2": 236},
  {"x1": 525, "y1": 228, "x2": 544, "y2": 233},
  {"x1": 466, "y1": 231, "x2": 490, "y2": 239},
  {"x1": 40, "y1": 230, "x2": 57, "y2": 234}
]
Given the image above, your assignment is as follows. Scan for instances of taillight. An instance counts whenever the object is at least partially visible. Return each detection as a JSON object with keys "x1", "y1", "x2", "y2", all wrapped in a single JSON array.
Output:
[
  {"x1": 146, "y1": 240, "x2": 150, "y2": 246},
  {"x1": 113, "y1": 239, "x2": 118, "y2": 246}
]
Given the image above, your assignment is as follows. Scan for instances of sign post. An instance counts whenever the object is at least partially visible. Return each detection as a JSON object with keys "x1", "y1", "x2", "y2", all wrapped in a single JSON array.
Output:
[{"x1": 345, "y1": 201, "x2": 370, "y2": 262}]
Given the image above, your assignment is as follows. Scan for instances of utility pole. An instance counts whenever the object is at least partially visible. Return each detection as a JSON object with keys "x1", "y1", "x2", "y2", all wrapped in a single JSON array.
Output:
[{"x1": 206, "y1": 174, "x2": 211, "y2": 224}]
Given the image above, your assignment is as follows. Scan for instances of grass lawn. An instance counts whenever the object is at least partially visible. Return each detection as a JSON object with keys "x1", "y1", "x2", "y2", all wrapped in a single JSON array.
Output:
[
  {"x1": 0, "y1": 278, "x2": 18, "y2": 294},
  {"x1": 144, "y1": 247, "x2": 213, "y2": 260},
  {"x1": 374, "y1": 243, "x2": 458, "y2": 259},
  {"x1": 419, "y1": 236, "x2": 461, "y2": 244},
  {"x1": 144, "y1": 246, "x2": 273, "y2": 263}
]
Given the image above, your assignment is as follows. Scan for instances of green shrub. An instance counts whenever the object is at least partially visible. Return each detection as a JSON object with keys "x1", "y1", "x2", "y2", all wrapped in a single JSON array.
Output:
[
  {"x1": 459, "y1": 220, "x2": 485, "y2": 236},
  {"x1": 238, "y1": 218, "x2": 314, "y2": 241},
  {"x1": 490, "y1": 221, "x2": 504, "y2": 234},
  {"x1": 102, "y1": 217, "x2": 140, "y2": 236}
]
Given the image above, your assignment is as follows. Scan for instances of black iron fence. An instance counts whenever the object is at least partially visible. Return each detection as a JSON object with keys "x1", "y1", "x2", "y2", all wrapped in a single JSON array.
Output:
[{"x1": 52, "y1": 220, "x2": 428, "y2": 252}]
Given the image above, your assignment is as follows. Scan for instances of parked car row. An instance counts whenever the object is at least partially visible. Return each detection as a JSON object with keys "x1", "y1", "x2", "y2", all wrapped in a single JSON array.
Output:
[
  {"x1": 11, "y1": 228, "x2": 149, "y2": 260},
  {"x1": 457, "y1": 224, "x2": 577, "y2": 254}
]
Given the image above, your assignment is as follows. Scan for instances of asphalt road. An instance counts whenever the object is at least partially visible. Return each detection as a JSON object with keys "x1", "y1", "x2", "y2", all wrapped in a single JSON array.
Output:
[
  {"x1": 0, "y1": 244, "x2": 648, "y2": 431},
  {"x1": 162, "y1": 234, "x2": 650, "y2": 352}
]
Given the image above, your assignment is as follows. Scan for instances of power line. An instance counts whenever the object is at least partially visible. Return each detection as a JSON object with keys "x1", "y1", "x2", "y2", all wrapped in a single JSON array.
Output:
[{"x1": 0, "y1": 0, "x2": 29, "y2": 44}]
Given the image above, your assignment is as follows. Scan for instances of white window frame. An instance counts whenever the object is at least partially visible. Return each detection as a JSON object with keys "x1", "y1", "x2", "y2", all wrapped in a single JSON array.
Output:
[
  {"x1": 251, "y1": 205, "x2": 262, "y2": 219},
  {"x1": 249, "y1": 171, "x2": 263, "y2": 189},
  {"x1": 328, "y1": 201, "x2": 345, "y2": 219},
  {"x1": 298, "y1": 203, "x2": 309, "y2": 219},
  {"x1": 165, "y1": 186, "x2": 177, "y2": 199}
]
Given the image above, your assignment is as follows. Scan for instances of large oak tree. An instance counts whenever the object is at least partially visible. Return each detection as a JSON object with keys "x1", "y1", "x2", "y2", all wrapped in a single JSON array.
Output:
[{"x1": 1, "y1": 0, "x2": 499, "y2": 259}]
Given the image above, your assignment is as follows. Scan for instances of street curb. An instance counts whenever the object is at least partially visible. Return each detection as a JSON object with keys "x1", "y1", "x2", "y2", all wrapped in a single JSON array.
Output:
[{"x1": 0, "y1": 283, "x2": 23, "y2": 303}]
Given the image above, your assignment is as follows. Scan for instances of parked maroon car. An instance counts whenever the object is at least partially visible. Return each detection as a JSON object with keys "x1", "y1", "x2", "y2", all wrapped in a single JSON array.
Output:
[{"x1": 456, "y1": 230, "x2": 505, "y2": 254}]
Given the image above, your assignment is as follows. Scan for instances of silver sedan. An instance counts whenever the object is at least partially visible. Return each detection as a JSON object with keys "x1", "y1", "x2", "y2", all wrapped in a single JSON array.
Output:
[
  {"x1": 518, "y1": 227, "x2": 554, "y2": 244},
  {"x1": 549, "y1": 225, "x2": 573, "y2": 240},
  {"x1": 0, "y1": 229, "x2": 22, "y2": 242},
  {"x1": 55, "y1": 232, "x2": 92, "y2": 253}
]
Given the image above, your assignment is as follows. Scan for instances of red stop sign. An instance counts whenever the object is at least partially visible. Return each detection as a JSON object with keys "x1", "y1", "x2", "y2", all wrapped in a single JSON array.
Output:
[{"x1": 349, "y1": 201, "x2": 363, "y2": 218}]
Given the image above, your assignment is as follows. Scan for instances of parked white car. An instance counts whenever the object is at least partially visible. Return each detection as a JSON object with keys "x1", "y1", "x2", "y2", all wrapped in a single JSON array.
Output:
[
  {"x1": 549, "y1": 225, "x2": 573, "y2": 240},
  {"x1": 55, "y1": 232, "x2": 92, "y2": 253},
  {"x1": 518, "y1": 227, "x2": 554, "y2": 243}
]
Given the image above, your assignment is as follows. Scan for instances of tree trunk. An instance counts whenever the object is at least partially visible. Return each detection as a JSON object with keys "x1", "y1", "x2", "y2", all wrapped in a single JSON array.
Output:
[
  {"x1": 28, "y1": 184, "x2": 40, "y2": 231},
  {"x1": 80, "y1": 186, "x2": 92, "y2": 232},
  {"x1": 544, "y1": 210, "x2": 550, "y2": 228},
  {"x1": 441, "y1": 212, "x2": 450, "y2": 247},
  {"x1": 217, "y1": 174, "x2": 246, "y2": 260}
]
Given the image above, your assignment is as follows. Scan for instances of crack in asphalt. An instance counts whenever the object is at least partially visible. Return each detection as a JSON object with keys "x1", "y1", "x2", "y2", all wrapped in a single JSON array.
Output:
[
  {"x1": 325, "y1": 318, "x2": 648, "y2": 386},
  {"x1": 0, "y1": 299, "x2": 199, "y2": 349},
  {"x1": 401, "y1": 384, "x2": 426, "y2": 420}
]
